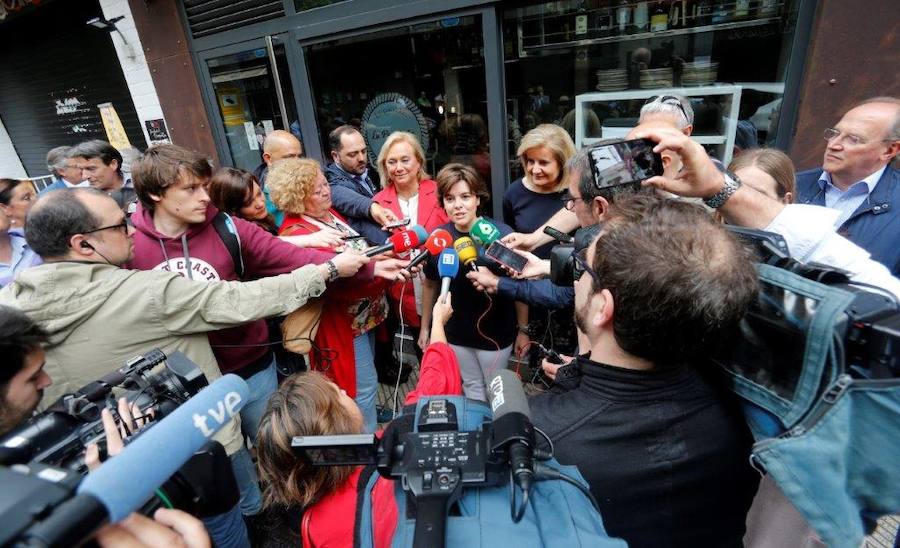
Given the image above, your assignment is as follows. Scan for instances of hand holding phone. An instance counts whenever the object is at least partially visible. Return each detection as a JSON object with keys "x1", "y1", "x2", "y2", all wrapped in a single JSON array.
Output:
[
  {"x1": 485, "y1": 241, "x2": 528, "y2": 273},
  {"x1": 588, "y1": 138, "x2": 664, "y2": 190},
  {"x1": 383, "y1": 218, "x2": 411, "y2": 230}
]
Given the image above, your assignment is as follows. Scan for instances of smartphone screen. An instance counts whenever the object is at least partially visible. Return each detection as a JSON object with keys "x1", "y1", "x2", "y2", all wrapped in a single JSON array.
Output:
[
  {"x1": 588, "y1": 138, "x2": 664, "y2": 189},
  {"x1": 384, "y1": 218, "x2": 411, "y2": 230},
  {"x1": 486, "y1": 241, "x2": 528, "y2": 273},
  {"x1": 292, "y1": 434, "x2": 377, "y2": 466}
]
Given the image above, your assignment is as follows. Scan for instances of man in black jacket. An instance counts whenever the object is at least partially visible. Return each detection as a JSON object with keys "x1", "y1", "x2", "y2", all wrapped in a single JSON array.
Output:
[
  {"x1": 324, "y1": 125, "x2": 397, "y2": 244},
  {"x1": 529, "y1": 193, "x2": 760, "y2": 547}
]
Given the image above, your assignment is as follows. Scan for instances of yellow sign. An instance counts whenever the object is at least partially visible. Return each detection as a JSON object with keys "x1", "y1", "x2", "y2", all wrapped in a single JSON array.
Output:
[{"x1": 97, "y1": 102, "x2": 132, "y2": 150}]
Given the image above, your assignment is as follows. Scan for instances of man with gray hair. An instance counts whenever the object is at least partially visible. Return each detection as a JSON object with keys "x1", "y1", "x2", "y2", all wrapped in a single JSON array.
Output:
[
  {"x1": 71, "y1": 139, "x2": 137, "y2": 214},
  {"x1": 40, "y1": 146, "x2": 87, "y2": 194},
  {"x1": 639, "y1": 94, "x2": 694, "y2": 135},
  {"x1": 796, "y1": 96, "x2": 900, "y2": 275}
]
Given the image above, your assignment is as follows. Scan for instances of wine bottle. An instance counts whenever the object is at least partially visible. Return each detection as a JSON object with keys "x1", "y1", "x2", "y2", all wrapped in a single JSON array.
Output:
[
  {"x1": 651, "y1": 1, "x2": 669, "y2": 31},
  {"x1": 634, "y1": 1, "x2": 650, "y2": 32},
  {"x1": 596, "y1": 5, "x2": 614, "y2": 37},
  {"x1": 617, "y1": 0, "x2": 632, "y2": 34},
  {"x1": 734, "y1": 0, "x2": 750, "y2": 20}
]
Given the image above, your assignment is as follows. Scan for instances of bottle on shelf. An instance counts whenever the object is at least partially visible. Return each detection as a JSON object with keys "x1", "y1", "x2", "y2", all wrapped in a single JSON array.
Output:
[
  {"x1": 651, "y1": 1, "x2": 669, "y2": 31},
  {"x1": 575, "y1": 0, "x2": 589, "y2": 36},
  {"x1": 634, "y1": 1, "x2": 650, "y2": 32},
  {"x1": 693, "y1": 0, "x2": 713, "y2": 26},
  {"x1": 669, "y1": 0, "x2": 686, "y2": 29},
  {"x1": 734, "y1": 0, "x2": 750, "y2": 20},
  {"x1": 711, "y1": 0, "x2": 730, "y2": 24},
  {"x1": 758, "y1": 0, "x2": 778, "y2": 17},
  {"x1": 595, "y1": 3, "x2": 614, "y2": 38},
  {"x1": 616, "y1": 0, "x2": 632, "y2": 35}
]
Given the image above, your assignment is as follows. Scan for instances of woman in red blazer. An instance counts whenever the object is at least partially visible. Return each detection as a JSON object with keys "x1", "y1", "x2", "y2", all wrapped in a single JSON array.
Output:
[{"x1": 372, "y1": 132, "x2": 449, "y2": 358}]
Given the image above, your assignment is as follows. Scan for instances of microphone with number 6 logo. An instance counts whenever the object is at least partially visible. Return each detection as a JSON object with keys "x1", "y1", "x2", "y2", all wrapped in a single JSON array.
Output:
[{"x1": 405, "y1": 228, "x2": 453, "y2": 272}]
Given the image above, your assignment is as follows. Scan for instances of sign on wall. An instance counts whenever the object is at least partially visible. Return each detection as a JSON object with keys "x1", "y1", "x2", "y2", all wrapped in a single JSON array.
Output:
[{"x1": 361, "y1": 93, "x2": 429, "y2": 166}]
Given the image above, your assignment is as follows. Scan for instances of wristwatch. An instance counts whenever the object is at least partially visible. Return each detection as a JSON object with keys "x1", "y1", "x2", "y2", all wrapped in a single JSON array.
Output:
[
  {"x1": 704, "y1": 171, "x2": 742, "y2": 209},
  {"x1": 324, "y1": 260, "x2": 340, "y2": 282}
]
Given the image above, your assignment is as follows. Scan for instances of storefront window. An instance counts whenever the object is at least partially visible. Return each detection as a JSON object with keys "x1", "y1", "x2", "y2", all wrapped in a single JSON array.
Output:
[
  {"x1": 304, "y1": 15, "x2": 493, "y2": 202},
  {"x1": 206, "y1": 43, "x2": 297, "y2": 172},
  {"x1": 503, "y1": 0, "x2": 799, "y2": 179}
]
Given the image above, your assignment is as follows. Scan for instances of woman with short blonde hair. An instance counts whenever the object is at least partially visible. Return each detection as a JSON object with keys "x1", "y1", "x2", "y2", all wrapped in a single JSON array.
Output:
[
  {"x1": 375, "y1": 132, "x2": 428, "y2": 187},
  {"x1": 515, "y1": 123, "x2": 576, "y2": 192}
]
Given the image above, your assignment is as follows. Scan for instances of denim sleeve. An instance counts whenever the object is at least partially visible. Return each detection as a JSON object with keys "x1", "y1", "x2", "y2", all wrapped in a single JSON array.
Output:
[
  {"x1": 330, "y1": 181, "x2": 374, "y2": 220},
  {"x1": 496, "y1": 278, "x2": 574, "y2": 310}
]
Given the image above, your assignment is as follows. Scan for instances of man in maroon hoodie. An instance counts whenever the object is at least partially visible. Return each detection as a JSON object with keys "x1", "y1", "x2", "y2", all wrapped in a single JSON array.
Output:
[{"x1": 127, "y1": 145, "x2": 408, "y2": 521}]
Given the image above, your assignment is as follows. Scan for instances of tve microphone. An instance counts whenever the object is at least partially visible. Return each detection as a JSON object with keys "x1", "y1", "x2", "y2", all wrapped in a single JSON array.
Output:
[
  {"x1": 487, "y1": 369, "x2": 536, "y2": 494},
  {"x1": 406, "y1": 228, "x2": 453, "y2": 271},
  {"x1": 23, "y1": 375, "x2": 250, "y2": 546},
  {"x1": 365, "y1": 225, "x2": 427, "y2": 257},
  {"x1": 543, "y1": 225, "x2": 573, "y2": 244},
  {"x1": 436, "y1": 248, "x2": 459, "y2": 300},
  {"x1": 469, "y1": 217, "x2": 502, "y2": 247},
  {"x1": 452, "y1": 236, "x2": 479, "y2": 272}
]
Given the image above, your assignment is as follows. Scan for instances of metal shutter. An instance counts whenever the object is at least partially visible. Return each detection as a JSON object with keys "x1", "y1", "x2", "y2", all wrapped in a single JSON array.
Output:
[
  {"x1": 0, "y1": 0, "x2": 145, "y2": 176},
  {"x1": 182, "y1": 0, "x2": 285, "y2": 38}
]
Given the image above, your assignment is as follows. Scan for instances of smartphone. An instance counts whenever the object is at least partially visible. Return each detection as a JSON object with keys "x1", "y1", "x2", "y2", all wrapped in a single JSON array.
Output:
[
  {"x1": 587, "y1": 138, "x2": 664, "y2": 190},
  {"x1": 486, "y1": 241, "x2": 528, "y2": 273},
  {"x1": 291, "y1": 434, "x2": 377, "y2": 466},
  {"x1": 384, "y1": 218, "x2": 411, "y2": 230}
]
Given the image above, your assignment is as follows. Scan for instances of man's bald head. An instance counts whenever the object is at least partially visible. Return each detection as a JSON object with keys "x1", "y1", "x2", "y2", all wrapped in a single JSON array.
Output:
[
  {"x1": 263, "y1": 130, "x2": 303, "y2": 166},
  {"x1": 25, "y1": 188, "x2": 106, "y2": 258}
]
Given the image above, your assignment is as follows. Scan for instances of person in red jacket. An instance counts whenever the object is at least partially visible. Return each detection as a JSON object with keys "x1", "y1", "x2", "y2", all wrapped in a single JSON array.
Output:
[
  {"x1": 256, "y1": 293, "x2": 461, "y2": 548},
  {"x1": 372, "y1": 132, "x2": 449, "y2": 362},
  {"x1": 267, "y1": 157, "x2": 391, "y2": 433}
]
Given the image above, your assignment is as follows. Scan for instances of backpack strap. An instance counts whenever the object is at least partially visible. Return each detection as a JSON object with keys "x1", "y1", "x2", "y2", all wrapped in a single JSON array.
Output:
[
  {"x1": 353, "y1": 465, "x2": 379, "y2": 548},
  {"x1": 212, "y1": 212, "x2": 245, "y2": 279}
]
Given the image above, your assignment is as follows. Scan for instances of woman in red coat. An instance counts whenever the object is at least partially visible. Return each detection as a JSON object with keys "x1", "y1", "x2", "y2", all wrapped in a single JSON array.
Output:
[
  {"x1": 372, "y1": 131, "x2": 449, "y2": 359},
  {"x1": 267, "y1": 157, "x2": 389, "y2": 433}
]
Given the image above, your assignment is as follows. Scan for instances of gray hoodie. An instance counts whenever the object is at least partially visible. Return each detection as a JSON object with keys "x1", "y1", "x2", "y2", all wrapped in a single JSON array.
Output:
[{"x1": 0, "y1": 261, "x2": 325, "y2": 454}]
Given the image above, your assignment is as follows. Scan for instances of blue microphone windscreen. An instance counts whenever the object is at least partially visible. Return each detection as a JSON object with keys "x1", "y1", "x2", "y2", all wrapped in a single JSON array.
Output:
[
  {"x1": 78, "y1": 374, "x2": 250, "y2": 521},
  {"x1": 411, "y1": 224, "x2": 428, "y2": 245},
  {"x1": 437, "y1": 248, "x2": 459, "y2": 278}
]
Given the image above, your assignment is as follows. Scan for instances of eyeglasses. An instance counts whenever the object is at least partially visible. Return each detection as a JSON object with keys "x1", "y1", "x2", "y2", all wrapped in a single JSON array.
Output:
[
  {"x1": 573, "y1": 248, "x2": 600, "y2": 285},
  {"x1": 82, "y1": 219, "x2": 130, "y2": 235},
  {"x1": 823, "y1": 127, "x2": 891, "y2": 147},
  {"x1": 645, "y1": 95, "x2": 689, "y2": 124},
  {"x1": 561, "y1": 193, "x2": 586, "y2": 211}
]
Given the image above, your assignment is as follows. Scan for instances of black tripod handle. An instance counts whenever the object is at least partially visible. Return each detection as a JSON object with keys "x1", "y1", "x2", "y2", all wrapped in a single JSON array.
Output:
[{"x1": 412, "y1": 493, "x2": 450, "y2": 548}]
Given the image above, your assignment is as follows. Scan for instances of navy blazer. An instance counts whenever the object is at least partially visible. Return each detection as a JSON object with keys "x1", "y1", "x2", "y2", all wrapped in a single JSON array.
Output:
[
  {"x1": 796, "y1": 165, "x2": 900, "y2": 275},
  {"x1": 324, "y1": 162, "x2": 387, "y2": 245}
]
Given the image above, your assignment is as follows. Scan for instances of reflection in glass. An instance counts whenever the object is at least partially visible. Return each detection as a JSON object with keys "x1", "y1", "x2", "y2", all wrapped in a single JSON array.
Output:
[
  {"x1": 503, "y1": 0, "x2": 800, "y2": 181},
  {"x1": 207, "y1": 44, "x2": 298, "y2": 172},
  {"x1": 304, "y1": 15, "x2": 493, "y2": 205}
]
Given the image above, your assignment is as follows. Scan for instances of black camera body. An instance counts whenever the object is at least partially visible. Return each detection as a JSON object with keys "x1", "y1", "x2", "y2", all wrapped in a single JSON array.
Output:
[{"x1": 549, "y1": 224, "x2": 601, "y2": 286}]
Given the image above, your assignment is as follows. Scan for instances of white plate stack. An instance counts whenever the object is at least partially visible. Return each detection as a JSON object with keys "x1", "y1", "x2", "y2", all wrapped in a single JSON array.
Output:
[
  {"x1": 639, "y1": 67, "x2": 674, "y2": 89},
  {"x1": 682, "y1": 61, "x2": 719, "y2": 86},
  {"x1": 596, "y1": 68, "x2": 628, "y2": 91}
]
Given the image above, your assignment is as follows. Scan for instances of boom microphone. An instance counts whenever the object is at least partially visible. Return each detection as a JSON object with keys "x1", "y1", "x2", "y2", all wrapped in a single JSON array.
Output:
[
  {"x1": 453, "y1": 236, "x2": 479, "y2": 272},
  {"x1": 543, "y1": 226, "x2": 573, "y2": 244},
  {"x1": 21, "y1": 375, "x2": 250, "y2": 546},
  {"x1": 437, "y1": 248, "x2": 460, "y2": 301},
  {"x1": 470, "y1": 218, "x2": 502, "y2": 247},
  {"x1": 365, "y1": 225, "x2": 428, "y2": 257},
  {"x1": 406, "y1": 228, "x2": 453, "y2": 271},
  {"x1": 487, "y1": 369, "x2": 536, "y2": 494}
]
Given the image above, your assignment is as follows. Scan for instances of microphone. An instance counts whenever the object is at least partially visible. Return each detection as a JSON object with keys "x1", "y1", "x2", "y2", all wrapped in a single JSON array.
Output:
[
  {"x1": 543, "y1": 226, "x2": 573, "y2": 244},
  {"x1": 452, "y1": 236, "x2": 479, "y2": 272},
  {"x1": 365, "y1": 225, "x2": 428, "y2": 257},
  {"x1": 487, "y1": 369, "x2": 536, "y2": 494},
  {"x1": 22, "y1": 375, "x2": 250, "y2": 546},
  {"x1": 405, "y1": 228, "x2": 453, "y2": 272},
  {"x1": 469, "y1": 218, "x2": 502, "y2": 247},
  {"x1": 436, "y1": 248, "x2": 459, "y2": 301}
]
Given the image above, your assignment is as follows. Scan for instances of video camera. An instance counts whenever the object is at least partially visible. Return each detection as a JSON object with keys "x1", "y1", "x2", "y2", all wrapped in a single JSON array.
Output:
[
  {"x1": 292, "y1": 370, "x2": 599, "y2": 548},
  {"x1": 0, "y1": 350, "x2": 240, "y2": 546},
  {"x1": 547, "y1": 224, "x2": 602, "y2": 286}
]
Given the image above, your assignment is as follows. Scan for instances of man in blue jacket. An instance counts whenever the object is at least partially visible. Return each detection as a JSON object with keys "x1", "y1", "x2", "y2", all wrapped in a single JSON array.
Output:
[
  {"x1": 796, "y1": 96, "x2": 900, "y2": 275},
  {"x1": 324, "y1": 125, "x2": 397, "y2": 244}
]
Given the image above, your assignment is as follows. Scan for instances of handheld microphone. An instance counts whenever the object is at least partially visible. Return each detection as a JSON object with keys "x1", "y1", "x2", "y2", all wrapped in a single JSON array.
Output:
[
  {"x1": 21, "y1": 375, "x2": 250, "y2": 546},
  {"x1": 406, "y1": 228, "x2": 453, "y2": 271},
  {"x1": 543, "y1": 226, "x2": 573, "y2": 244},
  {"x1": 469, "y1": 218, "x2": 502, "y2": 247},
  {"x1": 487, "y1": 369, "x2": 536, "y2": 494},
  {"x1": 436, "y1": 248, "x2": 460, "y2": 301},
  {"x1": 365, "y1": 225, "x2": 428, "y2": 257},
  {"x1": 452, "y1": 236, "x2": 479, "y2": 272}
]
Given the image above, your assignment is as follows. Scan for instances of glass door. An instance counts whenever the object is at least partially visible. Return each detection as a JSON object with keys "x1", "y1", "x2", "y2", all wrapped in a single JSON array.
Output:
[
  {"x1": 302, "y1": 15, "x2": 494, "y2": 203},
  {"x1": 203, "y1": 36, "x2": 298, "y2": 171}
]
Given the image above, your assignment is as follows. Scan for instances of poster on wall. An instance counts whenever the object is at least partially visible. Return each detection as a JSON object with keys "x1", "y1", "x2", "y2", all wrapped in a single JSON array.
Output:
[
  {"x1": 145, "y1": 119, "x2": 171, "y2": 145},
  {"x1": 361, "y1": 93, "x2": 429, "y2": 165},
  {"x1": 98, "y1": 102, "x2": 132, "y2": 150}
]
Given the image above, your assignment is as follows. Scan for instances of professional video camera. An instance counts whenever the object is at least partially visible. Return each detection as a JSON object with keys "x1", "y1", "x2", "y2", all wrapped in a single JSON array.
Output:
[
  {"x1": 292, "y1": 370, "x2": 600, "y2": 548},
  {"x1": 547, "y1": 224, "x2": 601, "y2": 286},
  {"x1": 0, "y1": 350, "x2": 240, "y2": 527}
]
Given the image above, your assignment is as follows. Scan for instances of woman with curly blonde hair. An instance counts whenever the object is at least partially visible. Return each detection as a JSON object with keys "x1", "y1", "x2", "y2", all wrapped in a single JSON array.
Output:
[{"x1": 266, "y1": 158, "x2": 388, "y2": 432}]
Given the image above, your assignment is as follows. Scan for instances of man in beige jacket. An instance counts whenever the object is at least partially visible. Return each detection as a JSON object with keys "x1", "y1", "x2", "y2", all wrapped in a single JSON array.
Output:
[{"x1": 0, "y1": 187, "x2": 373, "y2": 545}]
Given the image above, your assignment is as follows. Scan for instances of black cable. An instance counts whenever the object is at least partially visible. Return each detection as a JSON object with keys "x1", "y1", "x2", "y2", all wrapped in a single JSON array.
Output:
[
  {"x1": 533, "y1": 426, "x2": 554, "y2": 459},
  {"x1": 507, "y1": 469, "x2": 531, "y2": 523},
  {"x1": 534, "y1": 463, "x2": 601, "y2": 514},
  {"x1": 844, "y1": 280, "x2": 899, "y2": 305}
]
